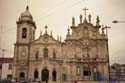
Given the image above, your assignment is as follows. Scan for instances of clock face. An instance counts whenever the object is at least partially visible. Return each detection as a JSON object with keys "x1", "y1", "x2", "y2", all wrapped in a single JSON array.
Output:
[
  {"x1": 44, "y1": 37, "x2": 48, "y2": 42},
  {"x1": 21, "y1": 51, "x2": 26, "y2": 57}
]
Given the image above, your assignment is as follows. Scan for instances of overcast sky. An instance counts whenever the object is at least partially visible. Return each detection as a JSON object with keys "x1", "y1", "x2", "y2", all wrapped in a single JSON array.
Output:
[{"x1": 0, "y1": 0, "x2": 125, "y2": 64}]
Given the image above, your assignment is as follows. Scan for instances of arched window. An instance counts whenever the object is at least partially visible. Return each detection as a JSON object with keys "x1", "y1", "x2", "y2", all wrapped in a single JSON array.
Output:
[
  {"x1": 43, "y1": 48, "x2": 48, "y2": 58},
  {"x1": 34, "y1": 69, "x2": 38, "y2": 79},
  {"x1": 19, "y1": 72, "x2": 25, "y2": 78},
  {"x1": 22, "y1": 28, "x2": 27, "y2": 38},
  {"x1": 42, "y1": 68, "x2": 49, "y2": 81}
]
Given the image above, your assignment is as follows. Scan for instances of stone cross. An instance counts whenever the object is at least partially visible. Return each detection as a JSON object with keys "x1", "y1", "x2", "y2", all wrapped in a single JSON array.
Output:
[
  {"x1": 82, "y1": 7, "x2": 88, "y2": 19},
  {"x1": 27, "y1": 0, "x2": 29, "y2": 5}
]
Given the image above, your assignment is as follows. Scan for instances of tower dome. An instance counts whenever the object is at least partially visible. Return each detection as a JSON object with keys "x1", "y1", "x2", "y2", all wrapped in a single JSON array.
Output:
[
  {"x1": 17, "y1": 6, "x2": 36, "y2": 29},
  {"x1": 19, "y1": 6, "x2": 33, "y2": 21}
]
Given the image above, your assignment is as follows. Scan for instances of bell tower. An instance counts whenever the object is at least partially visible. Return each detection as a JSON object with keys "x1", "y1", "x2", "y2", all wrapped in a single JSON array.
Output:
[
  {"x1": 16, "y1": 6, "x2": 36, "y2": 44},
  {"x1": 13, "y1": 6, "x2": 36, "y2": 79}
]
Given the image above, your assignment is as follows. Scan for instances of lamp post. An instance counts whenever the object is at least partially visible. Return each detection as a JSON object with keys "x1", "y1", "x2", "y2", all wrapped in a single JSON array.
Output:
[
  {"x1": 0, "y1": 49, "x2": 6, "y2": 80},
  {"x1": 112, "y1": 20, "x2": 125, "y2": 82},
  {"x1": 112, "y1": 20, "x2": 125, "y2": 23}
]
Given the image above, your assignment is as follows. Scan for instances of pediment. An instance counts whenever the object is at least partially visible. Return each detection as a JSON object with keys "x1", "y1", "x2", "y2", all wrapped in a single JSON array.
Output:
[{"x1": 31, "y1": 34, "x2": 60, "y2": 44}]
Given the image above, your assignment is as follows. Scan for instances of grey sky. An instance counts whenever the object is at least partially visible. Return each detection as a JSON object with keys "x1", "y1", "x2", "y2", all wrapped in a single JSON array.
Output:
[{"x1": 0, "y1": 0, "x2": 125, "y2": 64}]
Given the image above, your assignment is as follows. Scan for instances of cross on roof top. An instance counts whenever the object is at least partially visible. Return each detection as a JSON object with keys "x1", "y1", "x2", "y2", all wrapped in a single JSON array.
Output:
[
  {"x1": 82, "y1": 7, "x2": 88, "y2": 20},
  {"x1": 27, "y1": 0, "x2": 29, "y2": 5}
]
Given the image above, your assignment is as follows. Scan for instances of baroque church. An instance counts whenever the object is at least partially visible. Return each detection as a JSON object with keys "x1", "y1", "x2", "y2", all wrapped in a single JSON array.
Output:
[{"x1": 13, "y1": 6, "x2": 110, "y2": 82}]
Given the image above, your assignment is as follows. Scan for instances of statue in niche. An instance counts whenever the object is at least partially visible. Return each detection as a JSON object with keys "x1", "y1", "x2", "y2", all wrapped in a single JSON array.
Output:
[{"x1": 53, "y1": 48, "x2": 57, "y2": 59}]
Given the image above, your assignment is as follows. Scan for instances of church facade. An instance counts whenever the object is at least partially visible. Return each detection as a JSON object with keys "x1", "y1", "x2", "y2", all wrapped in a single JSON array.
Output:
[{"x1": 13, "y1": 6, "x2": 110, "y2": 82}]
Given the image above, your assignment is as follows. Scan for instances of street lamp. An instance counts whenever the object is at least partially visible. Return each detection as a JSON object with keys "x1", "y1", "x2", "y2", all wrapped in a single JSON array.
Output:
[
  {"x1": 112, "y1": 20, "x2": 125, "y2": 82},
  {"x1": 112, "y1": 20, "x2": 125, "y2": 23},
  {"x1": 0, "y1": 49, "x2": 6, "y2": 80}
]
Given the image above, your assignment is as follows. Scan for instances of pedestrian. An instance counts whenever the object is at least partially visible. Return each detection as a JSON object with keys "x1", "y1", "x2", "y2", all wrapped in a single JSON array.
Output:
[{"x1": 46, "y1": 80, "x2": 48, "y2": 83}]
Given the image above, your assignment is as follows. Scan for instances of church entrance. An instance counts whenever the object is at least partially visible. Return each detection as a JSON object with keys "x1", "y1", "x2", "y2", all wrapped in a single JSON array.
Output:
[
  {"x1": 19, "y1": 72, "x2": 25, "y2": 79},
  {"x1": 52, "y1": 69, "x2": 56, "y2": 81},
  {"x1": 42, "y1": 68, "x2": 49, "y2": 82},
  {"x1": 34, "y1": 70, "x2": 38, "y2": 79},
  {"x1": 83, "y1": 67, "x2": 91, "y2": 80},
  {"x1": 20, "y1": 72, "x2": 25, "y2": 78}
]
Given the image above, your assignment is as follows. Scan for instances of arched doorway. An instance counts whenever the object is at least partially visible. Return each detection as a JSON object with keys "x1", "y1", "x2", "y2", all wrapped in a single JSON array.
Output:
[
  {"x1": 19, "y1": 72, "x2": 25, "y2": 78},
  {"x1": 42, "y1": 68, "x2": 49, "y2": 82},
  {"x1": 34, "y1": 70, "x2": 38, "y2": 79},
  {"x1": 52, "y1": 69, "x2": 56, "y2": 81},
  {"x1": 83, "y1": 67, "x2": 91, "y2": 80}
]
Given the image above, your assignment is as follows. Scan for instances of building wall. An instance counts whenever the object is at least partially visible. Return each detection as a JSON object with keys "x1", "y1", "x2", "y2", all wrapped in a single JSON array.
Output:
[
  {"x1": 110, "y1": 63, "x2": 125, "y2": 80},
  {"x1": 0, "y1": 63, "x2": 13, "y2": 79}
]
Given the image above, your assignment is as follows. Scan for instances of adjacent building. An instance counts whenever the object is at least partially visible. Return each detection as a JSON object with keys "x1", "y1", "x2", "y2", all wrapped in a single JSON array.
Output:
[
  {"x1": 0, "y1": 58, "x2": 13, "y2": 79},
  {"x1": 13, "y1": 6, "x2": 110, "y2": 82},
  {"x1": 110, "y1": 63, "x2": 125, "y2": 80}
]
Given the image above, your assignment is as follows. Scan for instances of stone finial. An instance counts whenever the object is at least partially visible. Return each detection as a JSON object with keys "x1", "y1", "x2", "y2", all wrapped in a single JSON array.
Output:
[
  {"x1": 67, "y1": 28, "x2": 70, "y2": 35},
  {"x1": 72, "y1": 17, "x2": 75, "y2": 26},
  {"x1": 96, "y1": 16, "x2": 100, "y2": 24},
  {"x1": 102, "y1": 25, "x2": 105, "y2": 34},
  {"x1": 102, "y1": 28, "x2": 105, "y2": 34},
  {"x1": 104, "y1": 26, "x2": 111, "y2": 36},
  {"x1": 45, "y1": 25, "x2": 48, "y2": 34},
  {"x1": 26, "y1": 5, "x2": 29, "y2": 10},
  {"x1": 88, "y1": 14, "x2": 91, "y2": 23},
  {"x1": 80, "y1": 14, "x2": 83, "y2": 23}
]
